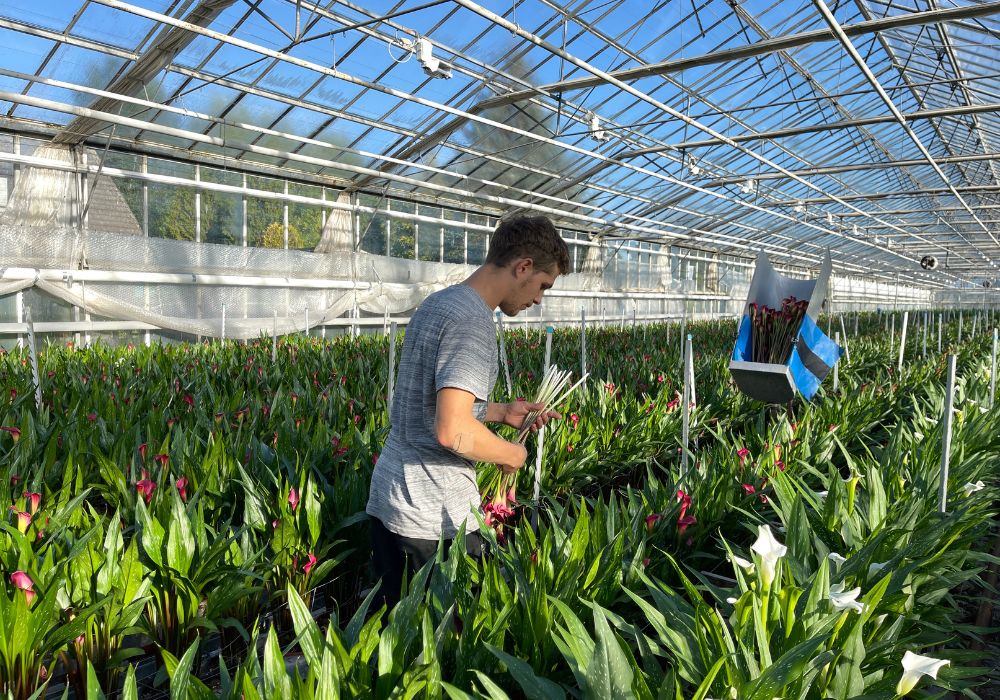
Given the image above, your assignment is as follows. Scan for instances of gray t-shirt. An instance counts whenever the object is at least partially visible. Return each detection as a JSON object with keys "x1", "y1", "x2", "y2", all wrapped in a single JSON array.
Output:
[{"x1": 366, "y1": 284, "x2": 499, "y2": 539}]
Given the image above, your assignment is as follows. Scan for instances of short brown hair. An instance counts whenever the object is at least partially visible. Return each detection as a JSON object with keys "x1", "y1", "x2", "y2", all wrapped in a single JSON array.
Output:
[{"x1": 484, "y1": 215, "x2": 571, "y2": 275}]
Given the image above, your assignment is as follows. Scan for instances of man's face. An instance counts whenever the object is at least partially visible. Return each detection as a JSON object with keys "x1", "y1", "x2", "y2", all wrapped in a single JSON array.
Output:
[{"x1": 499, "y1": 261, "x2": 557, "y2": 316}]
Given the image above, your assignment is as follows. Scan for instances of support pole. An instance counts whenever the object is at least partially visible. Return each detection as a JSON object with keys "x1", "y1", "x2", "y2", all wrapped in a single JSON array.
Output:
[
  {"x1": 890, "y1": 314, "x2": 896, "y2": 355},
  {"x1": 958, "y1": 311, "x2": 964, "y2": 344},
  {"x1": 681, "y1": 334, "x2": 693, "y2": 476},
  {"x1": 580, "y1": 307, "x2": 587, "y2": 384},
  {"x1": 25, "y1": 309, "x2": 42, "y2": 411},
  {"x1": 938, "y1": 313, "x2": 943, "y2": 352},
  {"x1": 388, "y1": 321, "x2": 398, "y2": 407},
  {"x1": 834, "y1": 331, "x2": 840, "y2": 393},
  {"x1": 897, "y1": 311, "x2": 908, "y2": 373},
  {"x1": 991, "y1": 328, "x2": 997, "y2": 410},
  {"x1": 497, "y1": 311, "x2": 513, "y2": 398},
  {"x1": 532, "y1": 325, "x2": 554, "y2": 532},
  {"x1": 221, "y1": 303, "x2": 226, "y2": 342},
  {"x1": 939, "y1": 354, "x2": 957, "y2": 514},
  {"x1": 922, "y1": 312, "x2": 928, "y2": 359},
  {"x1": 272, "y1": 311, "x2": 278, "y2": 364},
  {"x1": 839, "y1": 315, "x2": 850, "y2": 362}
]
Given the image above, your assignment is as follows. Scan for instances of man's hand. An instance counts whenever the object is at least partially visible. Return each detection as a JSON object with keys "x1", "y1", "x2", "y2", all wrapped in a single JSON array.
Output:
[
  {"x1": 502, "y1": 401, "x2": 561, "y2": 432},
  {"x1": 500, "y1": 443, "x2": 529, "y2": 473}
]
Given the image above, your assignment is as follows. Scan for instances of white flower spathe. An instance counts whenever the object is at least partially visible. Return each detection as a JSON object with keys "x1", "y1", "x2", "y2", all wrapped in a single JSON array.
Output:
[
  {"x1": 868, "y1": 561, "x2": 888, "y2": 577},
  {"x1": 730, "y1": 554, "x2": 755, "y2": 574},
  {"x1": 750, "y1": 524, "x2": 787, "y2": 588},
  {"x1": 829, "y1": 582, "x2": 864, "y2": 613},
  {"x1": 828, "y1": 552, "x2": 847, "y2": 565},
  {"x1": 896, "y1": 651, "x2": 949, "y2": 695},
  {"x1": 961, "y1": 480, "x2": 985, "y2": 496}
]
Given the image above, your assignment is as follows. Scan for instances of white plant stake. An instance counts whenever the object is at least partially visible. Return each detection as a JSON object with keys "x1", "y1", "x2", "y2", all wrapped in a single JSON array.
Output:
[
  {"x1": 991, "y1": 328, "x2": 997, "y2": 409},
  {"x1": 497, "y1": 312, "x2": 513, "y2": 398},
  {"x1": 958, "y1": 311, "x2": 963, "y2": 343},
  {"x1": 839, "y1": 315, "x2": 850, "y2": 361},
  {"x1": 221, "y1": 303, "x2": 226, "y2": 342},
  {"x1": 898, "y1": 311, "x2": 908, "y2": 372},
  {"x1": 532, "y1": 326, "x2": 555, "y2": 531},
  {"x1": 388, "y1": 321, "x2": 398, "y2": 407},
  {"x1": 272, "y1": 310, "x2": 278, "y2": 364},
  {"x1": 939, "y1": 354, "x2": 957, "y2": 513},
  {"x1": 580, "y1": 307, "x2": 587, "y2": 384},
  {"x1": 834, "y1": 332, "x2": 840, "y2": 392},
  {"x1": 25, "y1": 308, "x2": 42, "y2": 410},
  {"x1": 922, "y1": 312, "x2": 927, "y2": 359},
  {"x1": 681, "y1": 335, "x2": 693, "y2": 476},
  {"x1": 938, "y1": 313, "x2": 943, "y2": 353}
]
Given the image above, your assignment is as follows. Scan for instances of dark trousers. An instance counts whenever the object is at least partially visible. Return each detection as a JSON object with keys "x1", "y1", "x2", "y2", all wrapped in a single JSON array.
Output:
[{"x1": 369, "y1": 516, "x2": 483, "y2": 616}]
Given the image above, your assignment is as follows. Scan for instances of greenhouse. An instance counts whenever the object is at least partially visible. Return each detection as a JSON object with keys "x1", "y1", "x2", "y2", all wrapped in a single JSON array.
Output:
[{"x1": 0, "y1": 0, "x2": 999, "y2": 697}]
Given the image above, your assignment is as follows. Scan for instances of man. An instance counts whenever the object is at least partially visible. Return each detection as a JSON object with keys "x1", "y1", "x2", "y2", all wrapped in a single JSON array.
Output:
[{"x1": 366, "y1": 214, "x2": 571, "y2": 611}]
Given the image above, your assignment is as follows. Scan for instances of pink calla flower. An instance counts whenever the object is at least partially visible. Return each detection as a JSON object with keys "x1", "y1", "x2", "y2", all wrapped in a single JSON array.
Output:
[
  {"x1": 154, "y1": 453, "x2": 169, "y2": 467},
  {"x1": 138, "y1": 443, "x2": 148, "y2": 461},
  {"x1": 677, "y1": 515, "x2": 697, "y2": 535},
  {"x1": 10, "y1": 571, "x2": 34, "y2": 604},
  {"x1": 175, "y1": 477, "x2": 188, "y2": 502},
  {"x1": 644, "y1": 513, "x2": 661, "y2": 532},
  {"x1": 0, "y1": 426, "x2": 20, "y2": 442},
  {"x1": 303, "y1": 553, "x2": 317, "y2": 575},
  {"x1": 288, "y1": 488, "x2": 299, "y2": 511}
]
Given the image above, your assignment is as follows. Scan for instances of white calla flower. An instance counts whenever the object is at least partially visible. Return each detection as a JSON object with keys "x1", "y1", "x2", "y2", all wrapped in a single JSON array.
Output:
[
  {"x1": 868, "y1": 561, "x2": 888, "y2": 577},
  {"x1": 896, "y1": 651, "x2": 949, "y2": 695},
  {"x1": 829, "y1": 582, "x2": 864, "y2": 613},
  {"x1": 750, "y1": 524, "x2": 787, "y2": 588},
  {"x1": 961, "y1": 480, "x2": 985, "y2": 496},
  {"x1": 730, "y1": 554, "x2": 755, "y2": 574},
  {"x1": 726, "y1": 597, "x2": 739, "y2": 605},
  {"x1": 828, "y1": 552, "x2": 847, "y2": 565}
]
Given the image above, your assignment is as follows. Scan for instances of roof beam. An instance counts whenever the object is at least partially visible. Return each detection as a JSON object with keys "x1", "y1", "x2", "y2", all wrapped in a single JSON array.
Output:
[
  {"x1": 621, "y1": 102, "x2": 1000, "y2": 158},
  {"x1": 706, "y1": 151, "x2": 1000, "y2": 186},
  {"x1": 52, "y1": 0, "x2": 239, "y2": 146},
  {"x1": 812, "y1": 0, "x2": 1000, "y2": 254},
  {"x1": 474, "y1": 1, "x2": 1000, "y2": 110}
]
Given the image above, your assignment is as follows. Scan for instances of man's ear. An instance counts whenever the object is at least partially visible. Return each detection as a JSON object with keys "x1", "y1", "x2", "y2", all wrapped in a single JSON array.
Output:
[{"x1": 512, "y1": 257, "x2": 534, "y2": 277}]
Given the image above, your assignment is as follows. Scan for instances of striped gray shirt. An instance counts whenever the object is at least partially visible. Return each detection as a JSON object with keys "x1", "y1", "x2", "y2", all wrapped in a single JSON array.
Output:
[{"x1": 367, "y1": 284, "x2": 499, "y2": 539}]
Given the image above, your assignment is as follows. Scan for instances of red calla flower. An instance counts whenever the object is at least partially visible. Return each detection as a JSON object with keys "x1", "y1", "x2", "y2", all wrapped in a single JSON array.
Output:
[
  {"x1": 644, "y1": 513, "x2": 661, "y2": 532},
  {"x1": 0, "y1": 427, "x2": 20, "y2": 442},
  {"x1": 23, "y1": 492, "x2": 41, "y2": 515},
  {"x1": 136, "y1": 479, "x2": 156, "y2": 504},
  {"x1": 175, "y1": 477, "x2": 188, "y2": 502}
]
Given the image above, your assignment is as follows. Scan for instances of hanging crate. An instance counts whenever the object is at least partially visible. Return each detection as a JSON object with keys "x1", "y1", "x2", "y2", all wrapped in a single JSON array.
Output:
[{"x1": 730, "y1": 252, "x2": 843, "y2": 403}]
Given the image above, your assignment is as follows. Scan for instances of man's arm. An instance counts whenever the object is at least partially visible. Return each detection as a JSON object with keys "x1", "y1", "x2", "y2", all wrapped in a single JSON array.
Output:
[{"x1": 436, "y1": 389, "x2": 527, "y2": 468}]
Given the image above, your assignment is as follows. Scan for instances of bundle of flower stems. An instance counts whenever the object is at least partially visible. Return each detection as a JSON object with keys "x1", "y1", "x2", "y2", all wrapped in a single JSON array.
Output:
[
  {"x1": 481, "y1": 365, "x2": 588, "y2": 537},
  {"x1": 749, "y1": 296, "x2": 809, "y2": 364}
]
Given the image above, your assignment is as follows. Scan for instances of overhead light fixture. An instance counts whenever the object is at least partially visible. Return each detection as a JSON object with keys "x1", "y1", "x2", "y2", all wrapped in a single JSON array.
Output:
[
  {"x1": 686, "y1": 154, "x2": 702, "y2": 177},
  {"x1": 591, "y1": 114, "x2": 610, "y2": 142},
  {"x1": 415, "y1": 37, "x2": 452, "y2": 79},
  {"x1": 739, "y1": 179, "x2": 756, "y2": 194},
  {"x1": 826, "y1": 212, "x2": 834, "y2": 226},
  {"x1": 852, "y1": 224, "x2": 860, "y2": 237},
  {"x1": 793, "y1": 200, "x2": 805, "y2": 214},
  {"x1": 873, "y1": 235, "x2": 881, "y2": 245}
]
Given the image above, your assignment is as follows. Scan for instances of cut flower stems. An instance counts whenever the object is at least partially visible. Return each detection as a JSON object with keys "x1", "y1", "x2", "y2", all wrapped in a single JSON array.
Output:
[
  {"x1": 481, "y1": 365, "x2": 588, "y2": 540},
  {"x1": 749, "y1": 295, "x2": 809, "y2": 363}
]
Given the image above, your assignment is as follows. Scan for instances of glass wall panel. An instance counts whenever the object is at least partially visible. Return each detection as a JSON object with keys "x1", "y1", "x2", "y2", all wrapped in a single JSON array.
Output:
[
  {"x1": 289, "y1": 182, "x2": 323, "y2": 250},
  {"x1": 246, "y1": 175, "x2": 284, "y2": 248},
  {"x1": 388, "y1": 199, "x2": 415, "y2": 259},
  {"x1": 201, "y1": 168, "x2": 241, "y2": 245}
]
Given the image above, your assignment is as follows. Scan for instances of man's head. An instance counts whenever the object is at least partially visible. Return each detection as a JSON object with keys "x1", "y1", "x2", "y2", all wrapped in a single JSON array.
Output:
[{"x1": 484, "y1": 215, "x2": 570, "y2": 316}]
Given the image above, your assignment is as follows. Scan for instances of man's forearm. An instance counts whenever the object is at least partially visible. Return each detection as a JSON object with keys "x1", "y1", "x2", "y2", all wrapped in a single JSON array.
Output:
[{"x1": 441, "y1": 414, "x2": 525, "y2": 466}]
